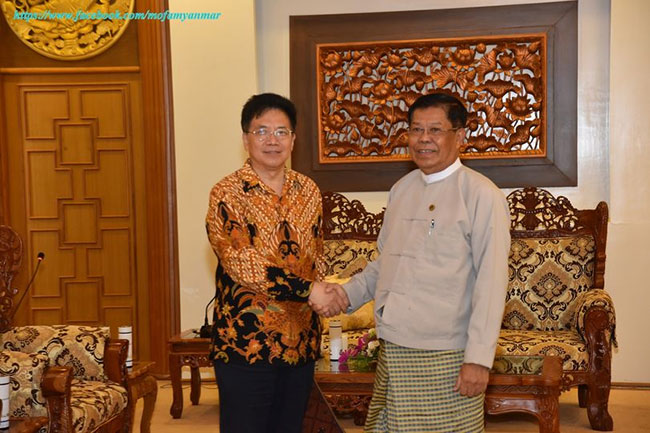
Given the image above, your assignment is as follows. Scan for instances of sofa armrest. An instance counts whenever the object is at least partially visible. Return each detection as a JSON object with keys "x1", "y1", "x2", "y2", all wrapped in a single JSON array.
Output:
[
  {"x1": 103, "y1": 338, "x2": 128, "y2": 386},
  {"x1": 0, "y1": 350, "x2": 49, "y2": 418},
  {"x1": 573, "y1": 289, "x2": 617, "y2": 348},
  {"x1": 42, "y1": 365, "x2": 74, "y2": 433}
]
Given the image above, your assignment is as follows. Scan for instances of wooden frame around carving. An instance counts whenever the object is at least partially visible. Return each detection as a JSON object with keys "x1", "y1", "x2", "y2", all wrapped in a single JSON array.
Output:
[{"x1": 290, "y1": 2, "x2": 577, "y2": 190}]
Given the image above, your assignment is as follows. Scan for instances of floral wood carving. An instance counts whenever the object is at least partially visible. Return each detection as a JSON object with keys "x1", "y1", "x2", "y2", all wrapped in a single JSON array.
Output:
[
  {"x1": 322, "y1": 192, "x2": 384, "y2": 241},
  {"x1": 507, "y1": 187, "x2": 581, "y2": 232},
  {"x1": 318, "y1": 35, "x2": 546, "y2": 163},
  {"x1": 0, "y1": 225, "x2": 22, "y2": 332},
  {"x1": 1, "y1": 0, "x2": 134, "y2": 60}
]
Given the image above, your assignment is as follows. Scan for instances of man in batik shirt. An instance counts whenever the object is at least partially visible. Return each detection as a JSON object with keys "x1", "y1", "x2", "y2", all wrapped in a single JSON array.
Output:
[{"x1": 206, "y1": 93, "x2": 347, "y2": 433}]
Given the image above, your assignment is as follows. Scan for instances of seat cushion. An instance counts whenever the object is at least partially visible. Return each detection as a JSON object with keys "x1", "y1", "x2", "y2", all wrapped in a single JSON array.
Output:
[
  {"x1": 0, "y1": 350, "x2": 49, "y2": 417},
  {"x1": 69, "y1": 380, "x2": 128, "y2": 433},
  {"x1": 496, "y1": 329, "x2": 588, "y2": 371}
]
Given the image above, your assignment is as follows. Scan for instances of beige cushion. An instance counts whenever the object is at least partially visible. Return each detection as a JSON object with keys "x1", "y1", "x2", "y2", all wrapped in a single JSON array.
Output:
[
  {"x1": 496, "y1": 329, "x2": 588, "y2": 372},
  {"x1": 320, "y1": 276, "x2": 375, "y2": 333},
  {"x1": 0, "y1": 350, "x2": 49, "y2": 417},
  {"x1": 322, "y1": 240, "x2": 379, "y2": 278},
  {"x1": 0, "y1": 325, "x2": 109, "y2": 381},
  {"x1": 504, "y1": 236, "x2": 596, "y2": 331},
  {"x1": 68, "y1": 380, "x2": 128, "y2": 433}
]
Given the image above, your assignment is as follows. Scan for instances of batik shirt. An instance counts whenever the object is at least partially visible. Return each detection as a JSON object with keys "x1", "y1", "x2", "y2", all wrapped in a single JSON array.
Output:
[{"x1": 206, "y1": 161, "x2": 325, "y2": 366}]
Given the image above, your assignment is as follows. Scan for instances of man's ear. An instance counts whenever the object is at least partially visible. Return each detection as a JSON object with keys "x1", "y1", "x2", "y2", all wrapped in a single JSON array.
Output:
[
  {"x1": 242, "y1": 132, "x2": 250, "y2": 153},
  {"x1": 455, "y1": 127, "x2": 465, "y2": 149}
]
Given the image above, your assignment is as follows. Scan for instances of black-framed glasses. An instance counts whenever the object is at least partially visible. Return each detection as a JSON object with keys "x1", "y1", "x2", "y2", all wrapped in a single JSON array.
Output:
[
  {"x1": 409, "y1": 126, "x2": 460, "y2": 138},
  {"x1": 247, "y1": 127, "x2": 294, "y2": 141}
]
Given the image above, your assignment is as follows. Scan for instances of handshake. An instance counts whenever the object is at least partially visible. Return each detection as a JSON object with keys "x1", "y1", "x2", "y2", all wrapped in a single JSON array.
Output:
[{"x1": 308, "y1": 281, "x2": 350, "y2": 318}]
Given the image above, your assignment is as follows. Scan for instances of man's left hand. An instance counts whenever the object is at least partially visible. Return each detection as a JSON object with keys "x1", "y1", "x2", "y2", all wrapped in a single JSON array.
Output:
[{"x1": 453, "y1": 363, "x2": 489, "y2": 397}]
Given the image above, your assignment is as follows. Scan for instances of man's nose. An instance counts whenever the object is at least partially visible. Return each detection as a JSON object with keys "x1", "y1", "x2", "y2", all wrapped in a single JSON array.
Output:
[{"x1": 267, "y1": 133, "x2": 280, "y2": 144}]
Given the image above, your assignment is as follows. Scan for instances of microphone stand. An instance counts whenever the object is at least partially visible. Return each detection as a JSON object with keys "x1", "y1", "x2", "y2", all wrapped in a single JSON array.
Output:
[
  {"x1": 10, "y1": 252, "x2": 45, "y2": 322},
  {"x1": 199, "y1": 294, "x2": 216, "y2": 338}
]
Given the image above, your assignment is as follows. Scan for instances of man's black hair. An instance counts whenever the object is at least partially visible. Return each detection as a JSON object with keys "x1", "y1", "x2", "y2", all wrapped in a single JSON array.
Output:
[
  {"x1": 240, "y1": 93, "x2": 297, "y2": 132},
  {"x1": 407, "y1": 92, "x2": 467, "y2": 128}
]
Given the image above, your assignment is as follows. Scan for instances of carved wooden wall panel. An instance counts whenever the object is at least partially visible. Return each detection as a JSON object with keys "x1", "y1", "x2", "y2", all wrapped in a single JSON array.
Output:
[
  {"x1": 4, "y1": 80, "x2": 141, "y2": 337},
  {"x1": 317, "y1": 36, "x2": 546, "y2": 164},
  {"x1": 291, "y1": 2, "x2": 577, "y2": 190}
]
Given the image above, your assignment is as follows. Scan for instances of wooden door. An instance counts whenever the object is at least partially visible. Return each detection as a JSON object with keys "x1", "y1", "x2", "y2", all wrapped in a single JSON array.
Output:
[
  {"x1": 2, "y1": 73, "x2": 151, "y2": 359},
  {"x1": 0, "y1": 0, "x2": 178, "y2": 373}
]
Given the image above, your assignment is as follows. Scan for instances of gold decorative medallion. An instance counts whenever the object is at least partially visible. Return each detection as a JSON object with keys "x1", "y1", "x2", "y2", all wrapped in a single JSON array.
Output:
[{"x1": 1, "y1": 0, "x2": 135, "y2": 60}]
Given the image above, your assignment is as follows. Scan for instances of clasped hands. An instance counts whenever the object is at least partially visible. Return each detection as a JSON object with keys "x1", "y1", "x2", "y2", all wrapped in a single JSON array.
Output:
[{"x1": 308, "y1": 281, "x2": 349, "y2": 317}]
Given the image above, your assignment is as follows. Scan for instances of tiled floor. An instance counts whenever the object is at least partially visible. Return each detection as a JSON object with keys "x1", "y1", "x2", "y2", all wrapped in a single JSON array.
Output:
[{"x1": 133, "y1": 380, "x2": 650, "y2": 432}]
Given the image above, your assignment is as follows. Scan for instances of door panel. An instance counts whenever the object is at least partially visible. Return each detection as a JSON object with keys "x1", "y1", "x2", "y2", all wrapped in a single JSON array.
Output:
[{"x1": 2, "y1": 74, "x2": 150, "y2": 360}]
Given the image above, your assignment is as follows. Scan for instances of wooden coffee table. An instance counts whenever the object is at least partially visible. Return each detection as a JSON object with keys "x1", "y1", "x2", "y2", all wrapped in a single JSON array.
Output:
[
  {"x1": 168, "y1": 329, "x2": 211, "y2": 418},
  {"x1": 315, "y1": 354, "x2": 562, "y2": 432},
  {"x1": 314, "y1": 357, "x2": 375, "y2": 426}
]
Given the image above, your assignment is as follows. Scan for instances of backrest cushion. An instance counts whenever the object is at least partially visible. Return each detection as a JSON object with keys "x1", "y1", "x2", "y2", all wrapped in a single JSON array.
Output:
[
  {"x1": 0, "y1": 350, "x2": 49, "y2": 417},
  {"x1": 320, "y1": 277, "x2": 375, "y2": 333},
  {"x1": 323, "y1": 240, "x2": 378, "y2": 278},
  {"x1": 0, "y1": 325, "x2": 109, "y2": 381},
  {"x1": 503, "y1": 235, "x2": 596, "y2": 331}
]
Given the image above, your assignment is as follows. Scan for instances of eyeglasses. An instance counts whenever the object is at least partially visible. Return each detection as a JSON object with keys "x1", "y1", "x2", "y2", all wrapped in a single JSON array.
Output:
[
  {"x1": 247, "y1": 127, "x2": 294, "y2": 141},
  {"x1": 409, "y1": 126, "x2": 460, "y2": 138}
]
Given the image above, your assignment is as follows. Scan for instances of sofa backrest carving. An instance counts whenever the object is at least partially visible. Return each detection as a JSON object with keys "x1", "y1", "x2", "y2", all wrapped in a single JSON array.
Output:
[{"x1": 322, "y1": 192, "x2": 384, "y2": 279}]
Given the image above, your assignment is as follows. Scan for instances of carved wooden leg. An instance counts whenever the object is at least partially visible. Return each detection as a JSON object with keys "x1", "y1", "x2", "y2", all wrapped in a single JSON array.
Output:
[
  {"x1": 140, "y1": 375, "x2": 158, "y2": 433},
  {"x1": 585, "y1": 309, "x2": 614, "y2": 431},
  {"x1": 190, "y1": 365, "x2": 201, "y2": 405},
  {"x1": 587, "y1": 380, "x2": 613, "y2": 431},
  {"x1": 169, "y1": 354, "x2": 184, "y2": 418},
  {"x1": 351, "y1": 395, "x2": 371, "y2": 426},
  {"x1": 578, "y1": 384, "x2": 588, "y2": 408},
  {"x1": 535, "y1": 391, "x2": 560, "y2": 433}
]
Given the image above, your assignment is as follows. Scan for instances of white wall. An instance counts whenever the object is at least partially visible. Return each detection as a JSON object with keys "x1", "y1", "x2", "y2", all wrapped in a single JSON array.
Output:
[
  {"x1": 254, "y1": 0, "x2": 650, "y2": 383},
  {"x1": 169, "y1": 0, "x2": 257, "y2": 332},
  {"x1": 608, "y1": 0, "x2": 650, "y2": 383}
]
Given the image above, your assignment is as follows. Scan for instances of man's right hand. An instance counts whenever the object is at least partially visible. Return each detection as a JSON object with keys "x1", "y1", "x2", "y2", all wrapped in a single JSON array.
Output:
[{"x1": 308, "y1": 282, "x2": 349, "y2": 317}]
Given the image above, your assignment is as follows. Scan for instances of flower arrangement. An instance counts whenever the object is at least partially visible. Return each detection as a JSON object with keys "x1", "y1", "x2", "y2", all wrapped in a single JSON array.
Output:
[{"x1": 338, "y1": 329, "x2": 379, "y2": 371}]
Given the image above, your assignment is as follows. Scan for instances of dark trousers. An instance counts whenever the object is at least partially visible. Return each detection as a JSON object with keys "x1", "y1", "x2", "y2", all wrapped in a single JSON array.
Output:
[{"x1": 213, "y1": 360, "x2": 315, "y2": 433}]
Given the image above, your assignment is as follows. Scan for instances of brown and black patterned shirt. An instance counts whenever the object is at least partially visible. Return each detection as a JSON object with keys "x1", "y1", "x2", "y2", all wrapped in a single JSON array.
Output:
[{"x1": 206, "y1": 161, "x2": 325, "y2": 366}]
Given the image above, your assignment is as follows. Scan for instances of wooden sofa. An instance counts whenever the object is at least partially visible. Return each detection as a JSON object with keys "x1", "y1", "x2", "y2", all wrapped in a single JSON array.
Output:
[
  {"x1": 0, "y1": 225, "x2": 130, "y2": 433},
  {"x1": 320, "y1": 188, "x2": 616, "y2": 431}
]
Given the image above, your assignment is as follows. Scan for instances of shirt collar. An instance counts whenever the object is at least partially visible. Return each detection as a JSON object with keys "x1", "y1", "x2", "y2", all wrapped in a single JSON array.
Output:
[
  {"x1": 239, "y1": 159, "x2": 300, "y2": 194},
  {"x1": 420, "y1": 158, "x2": 462, "y2": 184}
]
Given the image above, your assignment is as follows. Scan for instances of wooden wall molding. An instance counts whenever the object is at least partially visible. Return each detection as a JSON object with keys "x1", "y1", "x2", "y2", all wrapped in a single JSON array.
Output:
[
  {"x1": 136, "y1": 0, "x2": 180, "y2": 375},
  {"x1": 0, "y1": 67, "x2": 141, "y2": 74}
]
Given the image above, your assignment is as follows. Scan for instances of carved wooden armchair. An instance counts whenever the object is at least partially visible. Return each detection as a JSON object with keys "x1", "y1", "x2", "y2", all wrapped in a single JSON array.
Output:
[
  {"x1": 0, "y1": 225, "x2": 130, "y2": 433},
  {"x1": 496, "y1": 188, "x2": 616, "y2": 431}
]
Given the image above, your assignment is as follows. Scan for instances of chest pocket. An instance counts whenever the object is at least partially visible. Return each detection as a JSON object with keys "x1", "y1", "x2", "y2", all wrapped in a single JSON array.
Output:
[{"x1": 426, "y1": 227, "x2": 468, "y2": 262}]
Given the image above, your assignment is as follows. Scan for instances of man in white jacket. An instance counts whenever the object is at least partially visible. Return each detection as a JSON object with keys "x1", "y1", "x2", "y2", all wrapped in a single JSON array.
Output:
[{"x1": 320, "y1": 92, "x2": 511, "y2": 432}]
